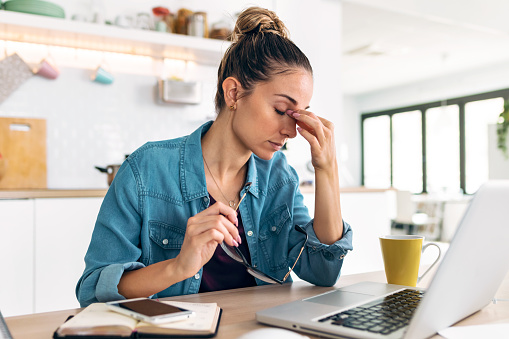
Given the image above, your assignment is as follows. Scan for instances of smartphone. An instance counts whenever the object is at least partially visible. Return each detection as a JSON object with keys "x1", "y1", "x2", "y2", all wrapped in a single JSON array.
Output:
[{"x1": 106, "y1": 298, "x2": 195, "y2": 324}]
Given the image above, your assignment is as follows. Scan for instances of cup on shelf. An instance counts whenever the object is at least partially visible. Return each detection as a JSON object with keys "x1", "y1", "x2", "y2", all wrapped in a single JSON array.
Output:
[
  {"x1": 155, "y1": 20, "x2": 167, "y2": 32},
  {"x1": 34, "y1": 59, "x2": 59, "y2": 79},
  {"x1": 135, "y1": 13, "x2": 154, "y2": 30},
  {"x1": 115, "y1": 15, "x2": 133, "y2": 28},
  {"x1": 91, "y1": 66, "x2": 114, "y2": 85}
]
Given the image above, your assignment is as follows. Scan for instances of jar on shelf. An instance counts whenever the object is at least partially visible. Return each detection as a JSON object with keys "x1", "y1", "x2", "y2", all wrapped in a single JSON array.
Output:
[
  {"x1": 187, "y1": 12, "x2": 208, "y2": 38},
  {"x1": 152, "y1": 6, "x2": 174, "y2": 33},
  {"x1": 209, "y1": 19, "x2": 233, "y2": 40},
  {"x1": 175, "y1": 8, "x2": 193, "y2": 35}
]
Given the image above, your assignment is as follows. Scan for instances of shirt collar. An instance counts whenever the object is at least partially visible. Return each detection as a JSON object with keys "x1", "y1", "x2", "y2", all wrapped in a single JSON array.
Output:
[{"x1": 180, "y1": 121, "x2": 260, "y2": 202}]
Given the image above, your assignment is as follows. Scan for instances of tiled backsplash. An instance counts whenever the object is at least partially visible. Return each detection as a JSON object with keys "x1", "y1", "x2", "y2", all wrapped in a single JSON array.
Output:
[{"x1": 1, "y1": 64, "x2": 218, "y2": 188}]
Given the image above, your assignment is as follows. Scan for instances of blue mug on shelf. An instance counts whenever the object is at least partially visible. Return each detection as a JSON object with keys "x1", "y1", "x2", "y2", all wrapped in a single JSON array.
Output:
[{"x1": 91, "y1": 66, "x2": 114, "y2": 84}]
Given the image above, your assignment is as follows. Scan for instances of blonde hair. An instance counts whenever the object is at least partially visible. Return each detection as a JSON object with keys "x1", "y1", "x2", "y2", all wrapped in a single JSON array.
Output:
[
  {"x1": 230, "y1": 7, "x2": 289, "y2": 41},
  {"x1": 214, "y1": 6, "x2": 312, "y2": 113}
]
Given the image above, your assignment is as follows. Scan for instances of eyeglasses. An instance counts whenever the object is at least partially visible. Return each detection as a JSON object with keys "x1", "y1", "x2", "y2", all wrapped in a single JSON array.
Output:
[
  {"x1": 220, "y1": 182, "x2": 309, "y2": 284},
  {"x1": 220, "y1": 224, "x2": 308, "y2": 284}
]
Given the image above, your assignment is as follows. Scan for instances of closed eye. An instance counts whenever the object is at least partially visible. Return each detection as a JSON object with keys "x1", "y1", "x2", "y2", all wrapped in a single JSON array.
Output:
[{"x1": 275, "y1": 108, "x2": 285, "y2": 115}]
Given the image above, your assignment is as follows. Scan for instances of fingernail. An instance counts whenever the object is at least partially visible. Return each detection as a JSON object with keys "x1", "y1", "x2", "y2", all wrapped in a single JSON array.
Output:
[
  {"x1": 232, "y1": 240, "x2": 239, "y2": 247},
  {"x1": 293, "y1": 112, "x2": 301, "y2": 118},
  {"x1": 297, "y1": 127, "x2": 303, "y2": 133},
  {"x1": 286, "y1": 109, "x2": 294, "y2": 116},
  {"x1": 236, "y1": 235, "x2": 242, "y2": 244}
]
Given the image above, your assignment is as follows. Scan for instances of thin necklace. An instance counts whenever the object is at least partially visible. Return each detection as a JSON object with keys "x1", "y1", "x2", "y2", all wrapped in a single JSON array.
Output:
[{"x1": 203, "y1": 155, "x2": 238, "y2": 208}]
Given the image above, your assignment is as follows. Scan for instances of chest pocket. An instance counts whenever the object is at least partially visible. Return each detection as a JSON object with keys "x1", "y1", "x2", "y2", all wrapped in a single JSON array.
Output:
[
  {"x1": 258, "y1": 204, "x2": 291, "y2": 271},
  {"x1": 148, "y1": 220, "x2": 186, "y2": 263}
]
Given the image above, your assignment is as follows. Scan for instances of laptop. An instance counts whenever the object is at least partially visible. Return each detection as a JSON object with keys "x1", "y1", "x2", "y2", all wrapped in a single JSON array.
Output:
[
  {"x1": 0, "y1": 310, "x2": 13, "y2": 339},
  {"x1": 257, "y1": 180, "x2": 509, "y2": 339}
]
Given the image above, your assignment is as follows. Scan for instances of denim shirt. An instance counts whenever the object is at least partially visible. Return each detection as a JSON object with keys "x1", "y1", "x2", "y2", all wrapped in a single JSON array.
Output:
[{"x1": 76, "y1": 121, "x2": 353, "y2": 307}]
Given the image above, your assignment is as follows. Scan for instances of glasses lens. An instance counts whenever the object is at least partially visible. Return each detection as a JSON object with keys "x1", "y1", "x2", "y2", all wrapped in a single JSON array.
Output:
[
  {"x1": 220, "y1": 242, "x2": 243, "y2": 263},
  {"x1": 220, "y1": 225, "x2": 309, "y2": 285},
  {"x1": 246, "y1": 267, "x2": 282, "y2": 284}
]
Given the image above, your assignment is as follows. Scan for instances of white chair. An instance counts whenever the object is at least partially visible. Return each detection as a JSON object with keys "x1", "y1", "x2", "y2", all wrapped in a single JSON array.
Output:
[{"x1": 391, "y1": 190, "x2": 417, "y2": 234}]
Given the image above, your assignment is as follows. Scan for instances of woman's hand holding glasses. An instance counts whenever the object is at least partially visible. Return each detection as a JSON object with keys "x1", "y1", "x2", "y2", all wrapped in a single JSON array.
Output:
[{"x1": 175, "y1": 201, "x2": 241, "y2": 280}]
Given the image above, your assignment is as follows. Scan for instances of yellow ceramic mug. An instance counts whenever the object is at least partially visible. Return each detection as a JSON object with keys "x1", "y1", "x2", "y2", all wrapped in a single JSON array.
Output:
[{"x1": 379, "y1": 235, "x2": 441, "y2": 287}]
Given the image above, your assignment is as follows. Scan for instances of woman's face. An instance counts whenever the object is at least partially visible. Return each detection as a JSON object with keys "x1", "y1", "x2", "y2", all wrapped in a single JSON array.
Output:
[{"x1": 232, "y1": 68, "x2": 313, "y2": 160}]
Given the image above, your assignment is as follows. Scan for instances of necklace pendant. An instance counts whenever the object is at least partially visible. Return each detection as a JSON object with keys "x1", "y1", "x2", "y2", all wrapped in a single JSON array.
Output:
[{"x1": 229, "y1": 201, "x2": 236, "y2": 208}]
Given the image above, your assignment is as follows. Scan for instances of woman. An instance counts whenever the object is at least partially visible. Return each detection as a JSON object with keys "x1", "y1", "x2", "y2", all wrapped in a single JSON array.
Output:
[{"x1": 76, "y1": 6, "x2": 353, "y2": 307}]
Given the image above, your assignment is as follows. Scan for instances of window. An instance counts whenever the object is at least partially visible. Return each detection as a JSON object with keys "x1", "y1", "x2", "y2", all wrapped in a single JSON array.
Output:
[
  {"x1": 363, "y1": 115, "x2": 390, "y2": 188},
  {"x1": 361, "y1": 89, "x2": 509, "y2": 194},
  {"x1": 425, "y1": 105, "x2": 460, "y2": 193},
  {"x1": 465, "y1": 97, "x2": 504, "y2": 193},
  {"x1": 392, "y1": 111, "x2": 422, "y2": 193}
]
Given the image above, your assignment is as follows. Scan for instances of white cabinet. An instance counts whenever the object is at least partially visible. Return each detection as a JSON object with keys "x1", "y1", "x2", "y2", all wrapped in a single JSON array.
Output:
[
  {"x1": 0, "y1": 196, "x2": 103, "y2": 316},
  {"x1": 34, "y1": 198, "x2": 103, "y2": 313},
  {"x1": 0, "y1": 199, "x2": 35, "y2": 317}
]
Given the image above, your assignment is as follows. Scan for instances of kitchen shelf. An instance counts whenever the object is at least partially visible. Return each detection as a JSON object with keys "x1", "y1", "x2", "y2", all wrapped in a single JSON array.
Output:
[{"x1": 0, "y1": 10, "x2": 230, "y2": 65}]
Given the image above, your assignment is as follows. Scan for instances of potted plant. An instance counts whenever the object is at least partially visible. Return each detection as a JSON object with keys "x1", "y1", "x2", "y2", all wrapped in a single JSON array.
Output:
[{"x1": 497, "y1": 100, "x2": 509, "y2": 159}]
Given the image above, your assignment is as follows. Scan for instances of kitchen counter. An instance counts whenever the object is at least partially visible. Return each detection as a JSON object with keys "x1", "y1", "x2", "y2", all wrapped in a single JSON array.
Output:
[
  {"x1": 0, "y1": 186, "x2": 391, "y2": 199},
  {"x1": 299, "y1": 185, "x2": 394, "y2": 194},
  {"x1": 0, "y1": 189, "x2": 108, "y2": 199}
]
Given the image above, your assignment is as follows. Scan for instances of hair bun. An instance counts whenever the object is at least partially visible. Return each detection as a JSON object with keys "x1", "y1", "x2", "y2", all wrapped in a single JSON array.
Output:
[{"x1": 231, "y1": 7, "x2": 289, "y2": 42}]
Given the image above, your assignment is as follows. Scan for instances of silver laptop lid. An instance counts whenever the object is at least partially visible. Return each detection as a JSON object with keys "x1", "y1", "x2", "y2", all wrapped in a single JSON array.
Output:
[{"x1": 405, "y1": 180, "x2": 509, "y2": 338}]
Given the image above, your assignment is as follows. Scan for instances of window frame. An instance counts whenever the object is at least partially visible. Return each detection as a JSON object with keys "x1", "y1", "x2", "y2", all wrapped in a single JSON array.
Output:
[{"x1": 361, "y1": 88, "x2": 509, "y2": 193}]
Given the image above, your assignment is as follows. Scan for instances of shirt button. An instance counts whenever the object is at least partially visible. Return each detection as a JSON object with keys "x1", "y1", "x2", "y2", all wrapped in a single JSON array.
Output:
[
  {"x1": 247, "y1": 231, "x2": 253, "y2": 237},
  {"x1": 194, "y1": 273, "x2": 200, "y2": 279},
  {"x1": 203, "y1": 197, "x2": 208, "y2": 203},
  {"x1": 271, "y1": 226, "x2": 277, "y2": 232},
  {"x1": 162, "y1": 239, "x2": 169, "y2": 245}
]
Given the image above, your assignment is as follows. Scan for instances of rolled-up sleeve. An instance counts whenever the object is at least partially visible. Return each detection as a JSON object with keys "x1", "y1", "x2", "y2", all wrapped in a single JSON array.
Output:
[
  {"x1": 291, "y1": 219, "x2": 353, "y2": 286},
  {"x1": 304, "y1": 219, "x2": 353, "y2": 260},
  {"x1": 77, "y1": 262, "x2": 145, "y2": 307}
]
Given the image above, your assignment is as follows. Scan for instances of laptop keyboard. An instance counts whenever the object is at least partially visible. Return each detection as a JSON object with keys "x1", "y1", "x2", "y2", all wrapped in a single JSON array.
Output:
[
  {"x1": 318, "y1": 289, "x2": 425, "y2": 336},
  {"x1": 0, "y1": 311, "x2": 13, "y2": 339}
]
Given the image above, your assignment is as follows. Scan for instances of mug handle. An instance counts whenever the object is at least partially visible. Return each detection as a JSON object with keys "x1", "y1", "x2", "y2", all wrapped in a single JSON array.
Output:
[{"x1": 417, "y1": 243, "x2": 441, "y2": 283}]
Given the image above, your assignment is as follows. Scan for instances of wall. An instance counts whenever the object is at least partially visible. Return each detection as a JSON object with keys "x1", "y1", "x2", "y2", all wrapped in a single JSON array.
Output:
[
  {"x1": 340, "y1": 95, "x2": 362, "y2": 186},
  {"x1": 0, "y1": 0, "x2": 347, "y2": 189},
  {"x1": 355, "y1": 59, "x2": 509, "y2": 113}
]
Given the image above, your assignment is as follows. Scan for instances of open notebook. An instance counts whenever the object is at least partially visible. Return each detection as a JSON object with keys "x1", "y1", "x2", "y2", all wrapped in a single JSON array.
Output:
[{"x1": 54, "y1": 300, "x2": 221, "y2": 338}]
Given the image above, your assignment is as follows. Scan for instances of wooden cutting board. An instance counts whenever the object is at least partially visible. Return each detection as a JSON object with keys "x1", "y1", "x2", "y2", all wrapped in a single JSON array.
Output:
[{"x1": 0, "y1": 117, "x2": 47, "y2": 189}]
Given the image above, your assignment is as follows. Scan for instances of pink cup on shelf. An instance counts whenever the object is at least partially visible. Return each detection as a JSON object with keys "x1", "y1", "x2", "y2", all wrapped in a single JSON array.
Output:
[{"x1": 34, "y1": 59, "x2": 60, "y2": 79}]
